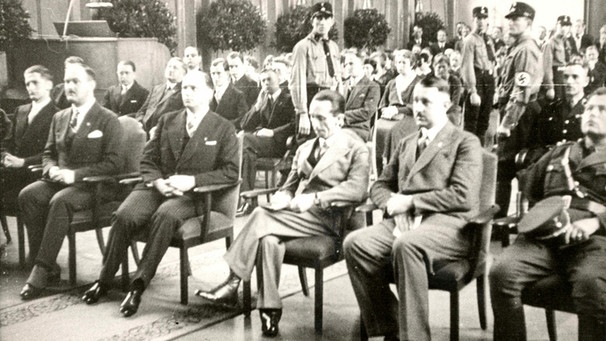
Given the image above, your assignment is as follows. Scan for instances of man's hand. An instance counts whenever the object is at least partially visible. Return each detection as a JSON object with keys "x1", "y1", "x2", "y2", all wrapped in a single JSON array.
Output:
[
  {"x1": 298, "y1": 114, "x2": 311, "y2": 135},
  {"x1": 254, "y1": 91, "x2": 268, "y2": 111},
  {"x1": 337, "y1": 113, "x2": 346, "y2": 127},
  {"x1": 470, "y1": 92, "x2": 481, "y2": 106},
  {"x1": 153, "y1": 178, "x2": 180, "y2": 197},
  {"x1": 48, "y1": 166, "x2": 61, "y2": 181},
  {"x1": 564, "y1": 217, "x2": 600, "y2": 244},
  {"x1": 149, "y1": 126, "x2": 158, "y2": 139},
  {"x1": 60, "y1": 169, "x2": 75, "y2": 184},
  {"x1": 167, "y1": 175, "x2": 195, "y2": 193},
  {"x1": 385, "y1": 193, "x2": 414, "y2": 216},
  {"x1": 255, "y1": 128, "x2": 274, "y2": 137},
  {"x1": 546, "y1": 88, "x2": 555, "y2": 100},
  {"x1": 289, "y1": 193, "x2": 315, "y2": 213},
  {"x1": 269, "y1": 191, "x2": 292, "y2": 210},
  {"x1": 380, "y1": 106, "x2": 399, "y2": 120},
  {"x1": 2, "y1": 153, "x2": 25, "y2": 168}
]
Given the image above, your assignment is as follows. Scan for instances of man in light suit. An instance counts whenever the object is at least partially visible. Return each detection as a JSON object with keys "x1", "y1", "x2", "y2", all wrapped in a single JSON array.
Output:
[
  {"x1": 18, "y1": 62, "x2": 123, "y2": 300},
  {"x1": 339, "y1": 50, "x2": 381, "y2": 142},
  {"x1": 2, "y1": 65, "x2": 57, "y2": 212},
  {"x1": 227, "y1": 51, "x2": 260, "y2": 108},
  {"x1": 209, "y1": 58, "x2": 249, "y2": 128},
  {"x1": 81, "y1": 70, "x2": 240, "y2": 317},
  {"x1": 344, "y1": 76, "x2": 483, "y2": 341},
  {"x1": 237, "y1": 68, "x2": 296, "y2": 215},
  {"x1": 196, "y1": 90, "x2": 369, "y2": 337},
  {"x1": 102, "y1": 60, "x2": 149, "y2": 116},
  {"x1": 134, "y1": 57, "x2": 186, "y2": 134}
]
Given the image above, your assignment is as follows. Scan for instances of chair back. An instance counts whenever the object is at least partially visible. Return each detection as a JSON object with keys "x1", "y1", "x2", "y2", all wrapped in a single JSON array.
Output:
[
  {"x1": 209, "y1": 132, "x2": 244, "y2": 221},
  {"x1": 117, "y1": 116, "x2": 146, "y2": 174}
]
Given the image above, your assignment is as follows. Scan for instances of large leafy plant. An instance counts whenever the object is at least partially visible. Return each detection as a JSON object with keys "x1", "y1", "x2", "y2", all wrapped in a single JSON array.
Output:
[
  {"x1": 414, "y1": 12, "x2": 445, "y2": 44},
  {"x1": 273, "y1": 5, "x2": 338, "y2": 53},
  {"x1": 198, "y1": 0, "x2": 267, "y2": 52},
  {"x1": 0, "y1": 0, "x2": 34, "y2": 51},
  {"x1": 344, "y1": 9, "x2": 390, "y2": 50}
]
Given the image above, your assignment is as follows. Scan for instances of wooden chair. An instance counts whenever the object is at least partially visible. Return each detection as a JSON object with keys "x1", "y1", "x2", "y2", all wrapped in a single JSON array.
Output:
[
  {"x1": 360, "y1": 150, "x2": 499, "y2": 341},
  {"x1": 121, "y1": 132, "x2": 244, "y2": 304}
]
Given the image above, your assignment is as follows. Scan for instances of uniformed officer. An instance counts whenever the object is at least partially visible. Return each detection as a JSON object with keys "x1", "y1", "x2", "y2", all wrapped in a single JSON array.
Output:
[
  {"x1": 460, "y1": 6, "x2": 496, "y2": 143},
  {"x1": 542, "y1": 15, "x2": 573, "y2": 102},
  {"x1": 495, "y1": 2, "x2": 543, "y2": 219},
  {"x1": 490, "y1": 87, "x2": 606, "y2": 341},
  {"x1": 289, "y1": 2, "x2": 341, "y2": 138},
  {"x1": 523, "y1": 62, "x2": 588, "y2": 165}
]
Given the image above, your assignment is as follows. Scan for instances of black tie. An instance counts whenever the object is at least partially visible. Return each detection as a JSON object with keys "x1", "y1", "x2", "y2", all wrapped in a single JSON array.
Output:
[
  {"x1": 416, "y1": 133, "x2": 427, "y2": 160},
  {"x1": 322, "y1": 40, "x2": 335, "y2": 78},
  {"x1": 70, "y1": 109, "x2": 79, "y2": 130},
  {"x1": 484, "y1": 34, "x2": 496, "y2": 62}
]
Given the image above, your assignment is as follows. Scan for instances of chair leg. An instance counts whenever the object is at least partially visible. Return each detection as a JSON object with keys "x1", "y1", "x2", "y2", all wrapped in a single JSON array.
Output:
[
  {"x1": 243, "y1": 280, "x2": 252, "y2": 317},
  {"x1": 298, "y1": 266, "x2": 310, "y2": 297},
  {"x1": 265, "y1": 171, "x2": 271, "y2": 202},
  {"x1": 68, "y1": 232, "x2": 76, "y2": 285},
  {"x1": 546, "y1": 309, "x2": 558, "y2": 341},
  {"x1": 180, "y1": 247, "x2": 189, "y2": 305},
  {"x1": 95, "y1": 228, "x2": 105, "y2": 255},
  {"x1": 500, "y1": 225, "x2": 510, "y2": 247},
  {"x1": 477, "y1": 274, "x2": 488, "y2": 330},
  {"x1": 450, "y1": 290, "x2": 460, "y2": 341},
  {"x1": 1, "y1": 214, "x2": 11, "y2": 244},
  {"x1": 314, "y1": 267, "x2": 324, "y2": 334},
  {"x1": 17, "y1": 217, "x2": 25, "y2": 267}
]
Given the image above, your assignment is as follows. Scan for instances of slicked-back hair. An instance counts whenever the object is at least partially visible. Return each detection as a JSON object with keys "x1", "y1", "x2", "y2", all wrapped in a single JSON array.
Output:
[
  {"x1": 187, "y1": 70, "x2": 214, "y2": 90},
  {"x1": 227, "y1": 51, "x2": 243, "y2": 62},
  {"x1": 393, "y1": 49, "x2": 417, "y2": 66},
  {"x1": 64, "y1": 56, "x2": 84, "y2": 65},
  {"x1": 185, "y1": 46, "x2": 202, "y2": 56},
  {"x1": 417, "y1": 75, "x2": 450, "y2": 96},
  {"x1": 211, "y1": 58, "x2": 229, "y2": 72},
  {"x1": 312, "y1": 90, "x2": 345, "y2": 116},
  {"x1": 168, "y1": 57, "x2": 188, "y2": 73},
  {"x1": 66, "y1": 62, "x2": 97, "y2": 82},
  {"x1": 24, "y1": 65, "x2": 54, "y2": 82},
  {"x1": 118, "y1": 60, "x2": 137, "y2": 72}
]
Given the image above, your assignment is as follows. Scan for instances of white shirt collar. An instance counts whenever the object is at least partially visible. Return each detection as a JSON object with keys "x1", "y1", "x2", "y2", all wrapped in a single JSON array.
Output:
[
  {"x1": 122, "y1": 82, "x2": 134, "y2": 92},
  {"x1": 420, "y1": 119, "x2": 448, "y2": 143},
  {"x1": 215, "y1": 83, "x2": 229, "y2": 100},
  {"x1": 268, "y1": 88, "x2": 281, "y2": 102},
  {"x1": 166, "y1": 81, "x2": 177, "y2": 90},
  {"x1": 71, "y1": 97, "x2": 96, "y2": 131},
  {"x1": 186, "y1": 106, "x2": 208, "y2": 131},
  {"x1": 350, "y1": 74, "x2": 364, "y2": 87},
  {"x1": 31, "y1": 97, "x2": 51, "y2": 111}
]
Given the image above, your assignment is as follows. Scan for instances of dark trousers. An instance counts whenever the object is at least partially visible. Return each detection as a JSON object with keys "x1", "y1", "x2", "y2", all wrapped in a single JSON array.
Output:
[
  {"x1": 241, "y1": 133, "x2": 285, "y2": 193},
  {"x1": 99, "y1": 189, "x2": 202, "y2": 289},
  {"x1": 18, "y1": 180, "x2": 93, "y2": 268},
  {"x1": 490, "y1": 235, "x2": 606, "y2": 341},
  {"x1": 464, "y1": 71, "x2": 495, "y2": 144}
]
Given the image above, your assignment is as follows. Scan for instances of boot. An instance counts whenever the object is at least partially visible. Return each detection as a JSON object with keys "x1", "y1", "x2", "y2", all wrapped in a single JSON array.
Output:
[{"x1": 195, "y1": 271, "x2": 241, "y2": 307}]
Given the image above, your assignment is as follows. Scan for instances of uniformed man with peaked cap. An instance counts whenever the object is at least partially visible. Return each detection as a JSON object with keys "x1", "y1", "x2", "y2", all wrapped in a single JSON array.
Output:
[
  {"x1": 542, "y1": 15, "x2": 574, "y2": 101},
  {"x1": 490, "y1": 87, "x2": 606, "y2": 341}
]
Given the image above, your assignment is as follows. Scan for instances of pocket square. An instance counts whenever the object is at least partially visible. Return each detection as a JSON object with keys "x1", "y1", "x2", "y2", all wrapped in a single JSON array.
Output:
[
  {"x1": 130, "y1": 100, "x2": 138, "y2": 103},
  {"x1": 87, "y1": 130, "x2": 103, "y2": 138},
  {"x1": 205, "y1": 140, "x2": 217, "y2": 146}
]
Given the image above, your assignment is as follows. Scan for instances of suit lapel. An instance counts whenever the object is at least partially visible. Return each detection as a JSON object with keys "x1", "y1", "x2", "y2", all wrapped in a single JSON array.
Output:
[
  {"x1": 178, "y1": 112, "x2": 212, "y2": 166},
  {"x1": 574, "y1": 143, "x2": 606, "y2": 171},
  {"x1": 167, "y1": 110, "x2": 187, "y2": 162},
  {"x1": 143, "y1": 85, "x2": 164, "y2": 124},
  {"x1": 75, "y1": 102, "x2": 102, "y2": 139},
  {"x1": 406, "y1": 123, "x2": 454, "y2": 180},
  {"x1": 346, "y1": 77, "x2": 368, "y2": 108},
  {"x1": 308, "y1": 131, "x2": 350, "y2": 180},
  {"x1": 297, "y1": 139, "x2": 315, "y2": 179},
  {"x1": 14, "y1": 104, "x2": 31, "y2": 139}
]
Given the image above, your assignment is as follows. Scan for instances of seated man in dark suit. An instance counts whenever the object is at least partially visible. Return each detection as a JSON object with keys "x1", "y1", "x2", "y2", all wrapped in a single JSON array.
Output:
[
  {"x1": 490, "y1": 87, "x2": 606, "y2": 341},
  {"x1": 227, "y1": 51, "x2": 260, "y2": 108},
  {"x1": 2, "y1": 65, "x2": 57, "y2": 214},
  {"x1": 344, "y1": 76, "x2": 483, "y2": 341},
  {"x1": 183, "y1": 46, "x2": 202, "y2": 72},
  {"x1": 429, "y1": 28, "x2": 451, "y2": 57},
  {"x1": 134, "y1": 57, "x2": 186, "y2": 135},
  {"x1": 18, "y1": 62, "x2": 123, "y2": 300},
  {"x1": 81, "y1": 70, "x2": 240, "y2": 317},
  {"x1": 585, "y1": 46, "x2": 606, "y2": 96},
  {"x1": 209, "y1": 58, "x2": 249, "y2": 128},
  {"x1": 237, "y1": 68, "x2": 296, "y2": 215},
  {"x1": 196, "y1": 90, "x2": 369, "y2": 337},
  {"x1": 102, "y1": 60, "x2": 149, "y2": 116},
  {"x1": 339, "y1": 50, "x2": 381, "y2": 142}
]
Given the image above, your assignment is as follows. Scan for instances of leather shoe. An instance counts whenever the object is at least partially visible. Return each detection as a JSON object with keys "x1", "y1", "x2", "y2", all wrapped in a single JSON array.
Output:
[
  {"x1": 195, "y1": 271, "x2": 240, "y2": 307},
  {"x1": 236, "y1": 202, "x2": 253, "y2": 217},
  {"x1": 20, "y1": 283, "x2": 43, "y2": 300},
  {"x1": 82, "y1": 281, "x2": 107, "y2": 304},
  {"x1": 259, "y1": 309, "x2": 282, "y2": 337},
  {"x1": 119, "y1": 289, "x2": 142, "y2": 317}
]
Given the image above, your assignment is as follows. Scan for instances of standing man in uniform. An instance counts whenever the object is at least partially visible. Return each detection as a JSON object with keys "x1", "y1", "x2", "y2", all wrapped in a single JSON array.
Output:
[
  {"x1": 290, "y1": 2, "x2": 341, "y2": 138},
  {"x1": 542, "y1": 15, "x2": 573, "y2": 102},
  {"x1": 460, "y1": 6, "x2": 496, "y2": 143},
  {"x1": 495, "y1": 2, "x2": 543, "y2": 219},
  {"x1": 490, "y1": 87, "x2": 606, "y2": 341}
]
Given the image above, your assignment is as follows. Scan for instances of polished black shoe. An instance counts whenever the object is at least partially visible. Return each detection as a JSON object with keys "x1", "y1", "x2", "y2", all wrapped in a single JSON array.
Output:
[
  {"x1": 236, "y1": 202, "x2": 253, "y2": 217},
  {"x1": 259, "y1": 309, "x2": 282, "y2": 337},
  {"x1": 20, "y1": 283, "x2": 43, "y2": 300},
  {"x1": 119, "y1": 289, "x2": 142, "y2": 317},
  {"x1": 195, "y1": 271, "x2": 241, "y2": 307},
  {"x1": 82, "y1": 281, "x2": 107, "y2": 304}
]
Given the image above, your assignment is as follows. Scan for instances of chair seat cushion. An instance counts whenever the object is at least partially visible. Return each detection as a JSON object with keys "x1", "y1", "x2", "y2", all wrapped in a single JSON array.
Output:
[
  {"x1": 428, "y1": 259, "x2": 471, "y2": 291},
  {"x1": 284, "y1": 235, "x2": 338, "y2": 262},
  {"x1": 174, "y1": 212, "x2": 232, "y2": 241},
  {"x1": 522, "y1": 275, "x2": 575, "y2": 313}
]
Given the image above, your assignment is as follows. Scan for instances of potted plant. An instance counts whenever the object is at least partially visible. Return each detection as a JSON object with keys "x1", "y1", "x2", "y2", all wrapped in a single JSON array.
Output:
[
  {"x1": 0, "y1": 0, "x2": 34, "y2": 91},
  {"x1": 344, "y1": 8, "x2": 390, "y2": 51},
  {"x1": 273, "y1": 5, "x2": 338, "y2": 54},
  {"x1": 198, "y1": 0, "x2": 266, "y2": 52}
]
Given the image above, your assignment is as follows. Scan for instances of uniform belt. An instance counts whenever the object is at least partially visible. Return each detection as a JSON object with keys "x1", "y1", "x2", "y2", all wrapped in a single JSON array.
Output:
[
  {"x1": 474, "y1": 67, "x2": 493, "y2": 76},
  {"x1": 570, "y1": 197, "x2": 606, "y2": 215}
]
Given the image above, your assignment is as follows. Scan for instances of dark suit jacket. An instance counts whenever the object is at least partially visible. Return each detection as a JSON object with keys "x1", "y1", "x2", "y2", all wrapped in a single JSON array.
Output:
[
  {"x1": 9, "y1": 102, "x2": 57, "y2": 166},
  {"x1": 406, "y1": 38, "x2": 429, "y2": 50},
  {"x1": 371, "y1": 122, "x2": 482, "y2": 223},
  {"x1": 102, "y1": 81, "x2": 149, "y2": 116},
  {"x1": 234, "y1": 75, "x2": 260, "y2": 109},
  {"x1": 568, "y1": 34, "x2": 594, "y2": 55},
  {"x1": 429, "y1": 42, "x2": 449, "y2": 56},
  {"x1": 341, "y1": 76, "x2": 381, "y2": 141},
  {"x1": 135, "y1": 83, "x2": 184, "y2": 133},
  {"x1": 587, "y1": 62, "x2": 606, "y2": 95},
  {"x1": 379, "y1": 76, "x2": 422, "y2": 119},
  {"x1": 43, "y1": 102, "x2": 123, "y2": 183},
  {"x1": 210, "y1": 83, "x2": 249, "y2": 128},
  {"x1": 139, "y1": 110, "x2": 239, "y2": 188},
  {"x1": 240, "y1": 89, "x2": 296, "y2": 149}
]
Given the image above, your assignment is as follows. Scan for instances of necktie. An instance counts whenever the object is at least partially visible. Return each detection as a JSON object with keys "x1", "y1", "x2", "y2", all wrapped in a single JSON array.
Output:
[
  {"x1": 186, "y1": 119, "x2": 196, "y2": 138},
  {"x1": 70, "y1": 109, "x2": 79, "y2": 130},
  {"x1": 322, "y1": 40, "x2": 335, "y2": 78},
  {"x1": 267, "y1": 94, "x2": 274, "y2": 109},
  {"x1": 484, "y1": 34, "x2": 496, "y2": 62},
  {"x1": 416, "y1": 133, "x2": 428, "y2": 160}
]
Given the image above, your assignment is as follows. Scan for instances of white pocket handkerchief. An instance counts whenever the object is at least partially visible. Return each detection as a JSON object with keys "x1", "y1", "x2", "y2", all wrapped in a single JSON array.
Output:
[
  {"x1": 130, "y1": 100, "x2": 138, "y2": 103},
  {"x1": 205, "y1": 140, "x2": 217, "y2": 146},
  {"x1": 87, "y1": 130, "x2": 103, "y2": 138}
]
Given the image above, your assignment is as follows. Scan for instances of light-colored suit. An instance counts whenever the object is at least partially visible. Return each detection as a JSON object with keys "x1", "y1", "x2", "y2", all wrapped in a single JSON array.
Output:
[
  {"x1": 224, "y1": 129, "x2": 369, "y2": 309},
  {"x1": 344, "y1": 121, "x2": 483, "y2": 340}
]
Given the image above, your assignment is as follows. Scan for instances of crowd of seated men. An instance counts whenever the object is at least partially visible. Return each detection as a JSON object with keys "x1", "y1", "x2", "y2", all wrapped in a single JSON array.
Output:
[{"x1": 1, "y1": 1, "x2": 605, "y2": 340}]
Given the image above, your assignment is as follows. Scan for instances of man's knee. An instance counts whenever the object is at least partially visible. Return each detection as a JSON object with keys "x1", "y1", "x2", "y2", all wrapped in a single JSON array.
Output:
[
  {"x1": 489, "y1": 257, "x2": 519, "y2": 295},
  {"x1": 18, "y1": 182, "x2": 44, "y2": 206},
  {"x1": 259, "y1": 235, "x2": 281, "y2": 250},
  {"x1": 572, "y1": 270, "x2": 606, "y2": 315},
  {"x1": 343, "y1": 229, "x2": 365, "y2": 260}
]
